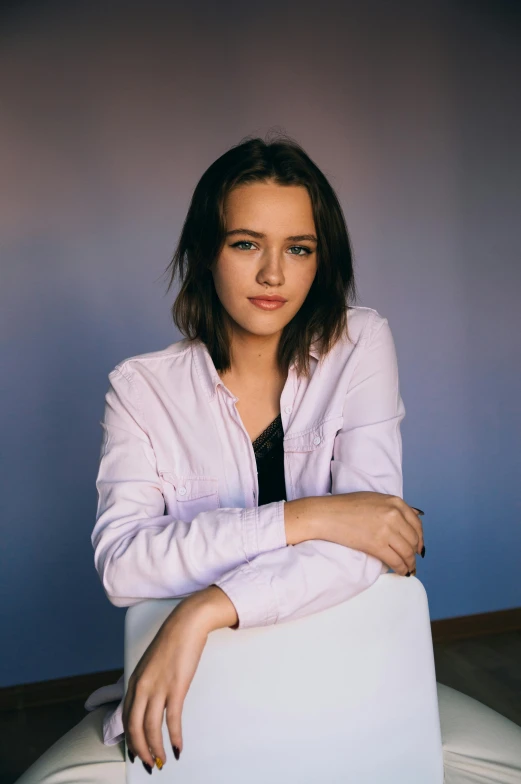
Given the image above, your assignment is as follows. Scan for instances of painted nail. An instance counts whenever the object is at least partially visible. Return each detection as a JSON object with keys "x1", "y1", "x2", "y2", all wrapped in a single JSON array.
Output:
[
  {"x1": 421, "y1": 545, "x2": 426, "y2": 558},
  {"x1": 172, "y1": 744, "x2": 181, "y2": 760},
  {"x1": 142, "y1": 762, "x2": 153, "y2": 775},
  {"x1": 154, "y1": 756, "x2": 163, "y2": 770},
  {"x1": 128, "y1": 749, "x2": 135, "y2": 763},
  {"x1": 411, "y1": 569, "x2": 417, "y2": 576},
  {"x1": 406, "y1": 571, "x2": 411, "y2": 577}
]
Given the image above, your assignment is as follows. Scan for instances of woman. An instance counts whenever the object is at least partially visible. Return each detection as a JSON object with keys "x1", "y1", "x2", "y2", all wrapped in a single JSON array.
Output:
[{"x1": 16, "y1": 136, "x2": 521, "y2": 783}]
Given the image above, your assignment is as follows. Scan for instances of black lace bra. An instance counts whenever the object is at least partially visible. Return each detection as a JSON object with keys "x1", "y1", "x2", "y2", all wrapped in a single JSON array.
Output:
[{"x1": 252, "y1": 413, "x2": 287, "y2": 505}]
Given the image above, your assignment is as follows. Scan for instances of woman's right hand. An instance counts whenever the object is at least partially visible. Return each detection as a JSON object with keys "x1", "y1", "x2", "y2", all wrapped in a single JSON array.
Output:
[{"x1": 310, "y1": 491, "x2": 424, "y2": 576}]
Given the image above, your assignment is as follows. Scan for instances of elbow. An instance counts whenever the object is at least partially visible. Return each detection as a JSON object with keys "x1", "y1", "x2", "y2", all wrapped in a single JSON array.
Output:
[
  {"x1": 93, "y1": 532, "x2": 145, "y2": 607},
  {"x1": 94, "y1": 544, "x2": 194, "y2": 609},
  {"x1": 105, "y1": 590, "x2": 142, "y2": 609},
  {"x1": 99, "y1": 567, "x2": 136, "y2": 608},
  {"x1": 95, "y1": 549, "x2": 141, "y2": 608},
  {"x1": 103, "y1": 562, "x2": 151, "y2": 608},
  {"x1": 100, "y1": 567, "x2": 146, "y2": 608}
]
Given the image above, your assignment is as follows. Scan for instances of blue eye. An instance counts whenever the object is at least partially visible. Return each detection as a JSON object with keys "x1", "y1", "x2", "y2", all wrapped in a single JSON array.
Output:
[
  {"x1": 231, "y1": 241, "x2": 312, "y2": 256},
  {"x1": 288, "y1": 246, "x2": 312, "y2": 256},
  {"x1": 231, "y1": 241, "x2": 255, "y2": 250}
]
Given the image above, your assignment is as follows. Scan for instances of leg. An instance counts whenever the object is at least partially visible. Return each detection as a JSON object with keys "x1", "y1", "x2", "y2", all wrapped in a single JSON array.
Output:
[
  {"x1": 14, "y1": 703, "x2": 125, "y2": 784},
  {"x1": 437, "y1": 682, "x2": 521, "y2": 784}
]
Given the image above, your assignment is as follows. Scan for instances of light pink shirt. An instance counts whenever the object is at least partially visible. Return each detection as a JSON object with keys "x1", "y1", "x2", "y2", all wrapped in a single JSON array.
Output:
[{"x1": 84, "y1": 305, "x2": 405, "y2": 745}]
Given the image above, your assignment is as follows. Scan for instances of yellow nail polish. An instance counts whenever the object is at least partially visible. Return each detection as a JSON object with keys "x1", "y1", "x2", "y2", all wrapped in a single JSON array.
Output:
[{"x1": 154, "y1": 757, "x2": 163, "y2": 770}]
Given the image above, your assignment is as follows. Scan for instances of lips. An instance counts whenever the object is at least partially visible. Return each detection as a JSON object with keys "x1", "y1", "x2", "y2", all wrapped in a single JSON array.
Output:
[
  {"x1": 248, "y1": 297, "x2": 287, "y2": 311},
  {"x1": 248, "y1": 297, "x2": 287, "y2": 302}
]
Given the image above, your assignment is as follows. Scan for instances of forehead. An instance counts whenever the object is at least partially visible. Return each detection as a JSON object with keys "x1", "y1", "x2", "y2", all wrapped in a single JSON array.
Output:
[{"x1": 224, "y1": 181, "x2": 315, "y2": 226}]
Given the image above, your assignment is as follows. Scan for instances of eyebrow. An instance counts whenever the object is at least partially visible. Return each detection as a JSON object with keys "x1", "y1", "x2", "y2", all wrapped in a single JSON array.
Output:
[{"x1": 226, "y1": 228, "x2": 318, "y2": 243}]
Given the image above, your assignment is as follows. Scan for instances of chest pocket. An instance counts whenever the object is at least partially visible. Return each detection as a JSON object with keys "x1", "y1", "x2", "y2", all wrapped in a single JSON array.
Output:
[
  {"x1": 282, "y1": 415, "x2": 343, "y2": 497},
  {"x1": 158, "y1": 472, "x2": 220, "y2": 522},
  {"x1": 282, "y1": 415, "x2": 344, "y2": 453}
]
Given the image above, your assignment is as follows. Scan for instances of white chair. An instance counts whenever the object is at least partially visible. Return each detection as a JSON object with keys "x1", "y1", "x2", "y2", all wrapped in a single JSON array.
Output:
[{"x1": 124, "y1": 573, "x2": 444, "y2": 783}]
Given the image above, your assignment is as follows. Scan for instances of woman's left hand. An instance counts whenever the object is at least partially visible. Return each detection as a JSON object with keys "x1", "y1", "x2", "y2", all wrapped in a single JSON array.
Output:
[{"x1": 122, "y1": 585, "x2": 238, "y2": 771}]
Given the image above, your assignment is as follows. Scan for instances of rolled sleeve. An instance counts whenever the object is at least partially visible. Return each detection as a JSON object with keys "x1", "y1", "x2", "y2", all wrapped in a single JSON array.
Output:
[
  {"x1": 242, "y1": 500, "x2": 287, "y2": 562},
  {"x1": 214, "y1": 538, "x2": 384, "y2": 630},
  {"x1": 214, "y1": 561, "x2": 279, "y2": 628}
]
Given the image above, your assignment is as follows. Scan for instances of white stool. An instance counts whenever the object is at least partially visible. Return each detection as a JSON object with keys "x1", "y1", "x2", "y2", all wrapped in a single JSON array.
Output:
[{"x1": 124, "y1": 573, "x2": 444, "y2": 783}]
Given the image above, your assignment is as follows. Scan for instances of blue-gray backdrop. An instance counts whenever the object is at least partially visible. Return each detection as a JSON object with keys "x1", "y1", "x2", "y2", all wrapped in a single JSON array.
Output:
[{"x1": 1, "y1": 0, "x2": 520, "y2": 688}]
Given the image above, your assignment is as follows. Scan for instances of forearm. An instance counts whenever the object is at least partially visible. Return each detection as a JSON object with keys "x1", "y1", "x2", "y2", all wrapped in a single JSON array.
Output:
[
  {"x1": 179, "y1": 585, "x2": 239, "y2": 632},
  {"x1": 283, "y1": 496, "x2": 324, "y2": 545}
]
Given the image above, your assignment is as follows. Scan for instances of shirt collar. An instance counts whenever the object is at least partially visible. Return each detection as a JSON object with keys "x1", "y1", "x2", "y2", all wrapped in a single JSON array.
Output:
[{"x1": 192, "y1": 338, "x2": 320, "y2": 401}]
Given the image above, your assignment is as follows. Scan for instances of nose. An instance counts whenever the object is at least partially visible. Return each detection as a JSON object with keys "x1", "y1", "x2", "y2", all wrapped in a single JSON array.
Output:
[{"x1": 257, "y1": 247, "x2": 285, "y2": 285}]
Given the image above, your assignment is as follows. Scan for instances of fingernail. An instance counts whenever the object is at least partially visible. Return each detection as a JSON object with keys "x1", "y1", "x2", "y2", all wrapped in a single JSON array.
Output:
[
  {"x1": 413, "y1": 507, "x2": 425, "y2": 516},
  {"x1": 154, "y1": 756, "x2": 163, "y2": 770},
  {"x1": 406, "y1": 571, "x2": 411, "y2": 577},
  {"x1": 421, "y1": 545, "x2": 426, "y2": 558},
  {"x1": 142, "y1": 762, "x2": 153, "y2": 775},
  {"x1": 411, "y1": 569, "x2": 417, "y2": 576},
  {"x1": 172, "y1": 744, "x2": 180, "y2": 760},
  {"x1": 128, "y1": 749, "x2": 135, "y2": 763}
]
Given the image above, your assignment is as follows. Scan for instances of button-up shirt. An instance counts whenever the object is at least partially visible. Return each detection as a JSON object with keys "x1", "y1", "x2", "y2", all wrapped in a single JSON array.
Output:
[{"x1": 84, "y1": 305, "x2": 405, "y2": 745}]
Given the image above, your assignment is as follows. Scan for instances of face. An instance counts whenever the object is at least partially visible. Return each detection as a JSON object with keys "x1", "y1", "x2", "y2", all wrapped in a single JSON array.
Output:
[{"x1": 209, "y1": 179, "x2": 318, "y2": 343}]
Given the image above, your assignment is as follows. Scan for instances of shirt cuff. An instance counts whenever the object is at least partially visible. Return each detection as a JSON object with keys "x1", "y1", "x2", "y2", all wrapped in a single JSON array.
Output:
[
  {"x1": 242, "y1": 499, "x2": 287, "y2": 561},
  {"x1": 214, "y1": 561, "x2": 279, "y2": 630}
]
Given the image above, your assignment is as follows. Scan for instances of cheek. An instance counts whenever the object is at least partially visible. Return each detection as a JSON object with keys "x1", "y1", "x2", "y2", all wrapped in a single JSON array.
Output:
[
  {"x1": 214, "y1": 252, "x2": 249, "y2": 291},
  {"x1": 291, "y1": 260, "x2": 317, "y2": 293},
  {"x1": 305, "y1": 262, "x2": 318, "y2": 283},
  {"x1": 305, "y1": 263, "x2": 318, "y2": 293}
]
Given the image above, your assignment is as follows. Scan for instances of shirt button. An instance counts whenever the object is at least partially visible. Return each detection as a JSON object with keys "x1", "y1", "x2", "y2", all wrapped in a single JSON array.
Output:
[
  {"x1": 313, "y1": 436, "x2": 321, "y2": 446},
  {"x1": 178, "y1": 486, "x2": 187, "y2": 495},
  {"x1": 284, "y1": 405, "x2": 292, "y2": 414}
]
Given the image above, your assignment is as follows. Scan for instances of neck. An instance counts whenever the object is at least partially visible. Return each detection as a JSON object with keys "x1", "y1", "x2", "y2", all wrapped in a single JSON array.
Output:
[{"x1": 221, "y1": 330, "x2": 283, "y2": 385}]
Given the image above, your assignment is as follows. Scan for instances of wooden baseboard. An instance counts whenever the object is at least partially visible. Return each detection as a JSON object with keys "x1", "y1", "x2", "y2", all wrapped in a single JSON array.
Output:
[
  {"x1": 1, "y1": 607, "x2": 520, "y2": 712},
  {"x1": 431, "y1": 606, "x2": 521, "y2": 644}
]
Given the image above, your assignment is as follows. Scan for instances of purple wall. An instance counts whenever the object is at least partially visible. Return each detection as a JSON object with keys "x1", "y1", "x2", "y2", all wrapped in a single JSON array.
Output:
[{"x1": 1, "y1": 0, "x2": 520, "y2": 687}]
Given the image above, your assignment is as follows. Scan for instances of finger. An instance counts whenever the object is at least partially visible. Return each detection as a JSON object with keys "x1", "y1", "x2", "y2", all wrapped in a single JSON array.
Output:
[
  {"x1": 406, "y1": 507, "x2": 425, "y2": 555},
  {"x1": 122, "y1": 683, "x2": 137, "y2": 760},
  {"x1": 382, "y1": 544, "x2": 411, "y2": 576},
  {"x1": 388, "y1": 532, "x2": 417, "y2": 574},
  {"x1": 144, "y1": 696, "x2": 168, "y2": 769},
  {"x1": 398, "y1": 500, "x2": 424, "y2": 555},
  {"x1": 394, "y1": 513, "x2": 420, "y2": 555},
  {"x1": 165, "y1": 691, "x2": 184, "y2": 757},
  {"x1": 127, "y1": 687, "x2": 156, "y2": 769}
]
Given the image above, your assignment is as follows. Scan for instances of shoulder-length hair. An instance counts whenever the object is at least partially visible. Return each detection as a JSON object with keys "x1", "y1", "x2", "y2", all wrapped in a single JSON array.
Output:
[{"x1": 163, "y1": 133, "x2": 359, "y2": 380}]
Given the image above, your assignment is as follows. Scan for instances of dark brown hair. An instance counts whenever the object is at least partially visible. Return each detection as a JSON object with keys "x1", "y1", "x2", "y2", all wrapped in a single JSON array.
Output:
[{"x1": 163, "y1": 132, "x2": 359, "y2": 379}]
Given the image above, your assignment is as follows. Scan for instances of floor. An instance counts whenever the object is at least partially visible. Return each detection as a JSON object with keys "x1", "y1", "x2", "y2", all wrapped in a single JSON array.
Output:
[{"x1": 2, "y1": 630, "x2": 521, "y2": 783}]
